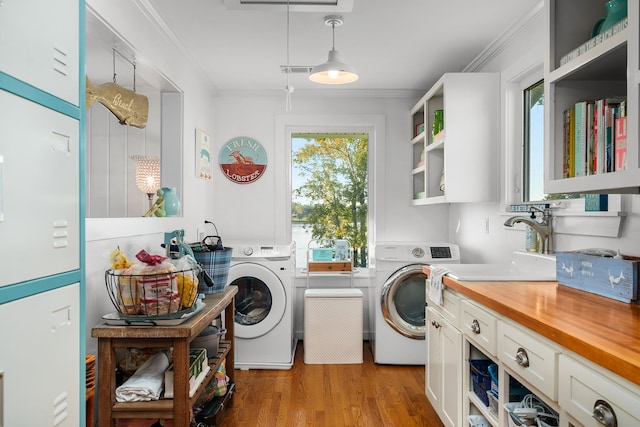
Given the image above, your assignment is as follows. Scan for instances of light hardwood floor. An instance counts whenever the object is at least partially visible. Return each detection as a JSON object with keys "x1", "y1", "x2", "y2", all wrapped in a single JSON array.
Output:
[{"x1": 217, "y1": 341, "x2": 444, "y2": 427}]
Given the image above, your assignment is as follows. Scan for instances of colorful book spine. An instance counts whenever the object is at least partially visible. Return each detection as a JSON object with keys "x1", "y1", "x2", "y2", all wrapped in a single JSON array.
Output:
[
  {"x1": 586, "y1": 101, "x2": 595, "y2": 175},
  {"x1": 595, "y1": 98, "x2": 606, "y2": 174},
  {"x1": 615, "y1": 101, "x2": 627, "y2": 171},
  {"x1": 574, "y1": 101, "x2": 587, "y2": 176},
  {"x1": 569, "y1": 108, "x2": 575, "y2": 178},
  {"x1": 563, "y1": 108, "x2": 570, "y2": 178}
]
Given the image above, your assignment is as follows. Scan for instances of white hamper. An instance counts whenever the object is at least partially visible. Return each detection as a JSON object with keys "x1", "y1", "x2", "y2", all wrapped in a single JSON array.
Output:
[{"x1": 304, "y1": 288, "x2": 363, "y2": 364}]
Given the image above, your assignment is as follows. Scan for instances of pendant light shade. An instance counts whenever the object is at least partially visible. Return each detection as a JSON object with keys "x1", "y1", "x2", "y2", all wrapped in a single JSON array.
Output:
[{"x1": 309, "y1": 16, "x2": 358, "y2": 85}]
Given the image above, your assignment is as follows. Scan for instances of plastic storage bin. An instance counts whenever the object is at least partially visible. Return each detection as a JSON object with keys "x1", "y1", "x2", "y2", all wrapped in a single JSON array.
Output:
[
  {"x1": 469, "y1": 360, "x2": 495, "y2": 406},
  {"x1": 487, "y1": 390, "x2": 498, "y2": 417},
  {"x1": 303, "y1": 288, "x2": 363, "y2": 364},
  {"x1": 468, "y1": 415, "x2": 491, "y2": 427}
]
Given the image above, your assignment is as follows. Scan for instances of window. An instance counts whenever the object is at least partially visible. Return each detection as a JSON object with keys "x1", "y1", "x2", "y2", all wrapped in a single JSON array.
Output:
[
  {"x1": 523, "y1": 79, "x2": 545, "y2": 202},
  {"x1": 291, "y1": 133, "x2": 368, "y2": 268},
  {"x1": 521, "y1": 77, "x2": 578, "y2": 204}
]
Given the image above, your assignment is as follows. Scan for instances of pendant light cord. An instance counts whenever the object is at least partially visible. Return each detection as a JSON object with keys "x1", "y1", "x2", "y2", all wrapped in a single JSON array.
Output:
[{"x1": 285, "y1": 0, "x2": 293, "y2": 112}]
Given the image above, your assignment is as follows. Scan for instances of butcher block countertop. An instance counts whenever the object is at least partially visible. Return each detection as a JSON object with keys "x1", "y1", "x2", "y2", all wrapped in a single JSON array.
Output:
[{"x1": 423, "y1": 266, "x2": 640, "y2": 388}]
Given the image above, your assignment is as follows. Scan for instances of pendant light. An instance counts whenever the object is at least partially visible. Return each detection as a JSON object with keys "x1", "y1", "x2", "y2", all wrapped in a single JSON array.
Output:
[{"x1": 309, "y1": 15, "x2": 358, "y2": 85}]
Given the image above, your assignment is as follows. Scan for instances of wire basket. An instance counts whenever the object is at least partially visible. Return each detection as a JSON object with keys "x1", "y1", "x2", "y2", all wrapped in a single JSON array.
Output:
[{"x1": 105, "y1": 267, "x2": 200, "y2": 317}]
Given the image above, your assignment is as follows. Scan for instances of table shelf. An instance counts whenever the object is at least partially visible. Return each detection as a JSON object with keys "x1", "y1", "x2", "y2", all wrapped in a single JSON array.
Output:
[{"x1": 92, "y1": 286, "x2": 238, "y2": 427}]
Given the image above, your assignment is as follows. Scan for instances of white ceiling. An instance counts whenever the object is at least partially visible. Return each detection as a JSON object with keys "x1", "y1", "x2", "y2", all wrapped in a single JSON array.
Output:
[{"x1": 86, "y1": 0, "x2": 543, "y2": 94}]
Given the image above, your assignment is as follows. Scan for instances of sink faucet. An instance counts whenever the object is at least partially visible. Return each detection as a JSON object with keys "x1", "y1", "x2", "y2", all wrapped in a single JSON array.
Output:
[{"x1": 504, "y1": 207, "x2": 554, "y2": 254}]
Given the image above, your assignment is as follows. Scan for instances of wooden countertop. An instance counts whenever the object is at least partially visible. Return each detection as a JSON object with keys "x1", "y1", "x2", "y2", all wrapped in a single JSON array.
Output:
[{"x1": 423, "y1": 266, "x2": 640, "y2": 387}]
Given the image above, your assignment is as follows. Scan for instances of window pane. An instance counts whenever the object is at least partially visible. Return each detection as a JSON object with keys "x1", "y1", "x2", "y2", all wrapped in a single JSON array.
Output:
[
  {"x1": 291, "y1": 133, "x2": 368, "y2": 268},
  {"x1": 524, "y1": 80, "x2": 545, "y2": 202}
]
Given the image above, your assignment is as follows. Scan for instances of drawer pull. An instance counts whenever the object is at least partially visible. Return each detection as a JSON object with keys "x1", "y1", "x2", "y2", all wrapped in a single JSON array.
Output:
[
  {"x1": 471, "y1": 319, "x2": 481, "y2": 334},
  {"x1": 593, "y1": 400, "x2": 617, "y2": 427},
  {"x1": 431, "y1": 320, "x2": 441, "y2": 329},
  {"x1": 515, "y1": 347, "x2": 529, "y2": 367}
]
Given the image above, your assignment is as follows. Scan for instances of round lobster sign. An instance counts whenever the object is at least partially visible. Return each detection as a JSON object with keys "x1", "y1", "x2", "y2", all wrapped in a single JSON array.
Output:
[{"x1": 218, "y1": 136, "x2": 267, "y2": 184}]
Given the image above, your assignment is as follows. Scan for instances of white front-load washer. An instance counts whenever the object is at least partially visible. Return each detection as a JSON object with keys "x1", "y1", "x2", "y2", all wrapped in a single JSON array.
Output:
[
  {"x1": 371, "y1": 242, "x2": 460, "y2": 365},
  {"x1": 226, "y1": 242, "x2": 296, "y2": 370}
]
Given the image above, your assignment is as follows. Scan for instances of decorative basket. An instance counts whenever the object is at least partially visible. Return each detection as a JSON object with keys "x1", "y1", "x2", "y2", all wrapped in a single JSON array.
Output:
[{"x1": 105, "y1": 267, "x2": 199, "y2": 317}]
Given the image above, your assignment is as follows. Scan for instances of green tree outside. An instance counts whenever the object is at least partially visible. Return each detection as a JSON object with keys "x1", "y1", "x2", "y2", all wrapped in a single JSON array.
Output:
[{"x1": 292, "y1": 134, "x2": 368, "y2": 267}]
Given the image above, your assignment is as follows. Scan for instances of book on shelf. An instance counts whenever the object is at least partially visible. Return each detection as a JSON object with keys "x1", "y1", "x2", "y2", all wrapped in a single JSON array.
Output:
[
  {"x1": 573, "y1": 100, "x2": 588, "y2": 177},
  {"x1": 615, "y1": 101, "x2": 627, "y2": 171},
  {"x1": 164, "y1": 348, "x2": 210, "y2": 398},
  {"x1": 563, "y1": 107, "x2": 575, "y2": 178},
  {"x1": 563, "y1": 97, "x2": 626, "y2": 177},
  {"x1": 586, "y1": 101, "x2": 595, "y2": 175},
  {"x1": 594, "y1": 98, "x2": 605, "y2": 174}
]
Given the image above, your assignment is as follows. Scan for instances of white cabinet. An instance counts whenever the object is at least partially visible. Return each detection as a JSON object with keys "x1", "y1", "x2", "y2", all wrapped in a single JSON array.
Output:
[
  {"x1": 498, "y1": 320, "x2": 560, "y2": 401},
  {"x1": 0, "y1": 0, "x2": 83, "y2": 424},
  {"x1": 461, "y1": 300, "x2": 498, "y2": 358},
  {"x1": 0, "y1": 284, "x2": 80, "y2": 427},
  {"x1": 0, "y1": 0, "x2": 79, "y2": 105},
  {"x1": 0, "y1": 90, "x2": 80, "y2": 287},
  {"x1": 426, "y1": 288, "x2": 463, "y2": 427},
  {"x1": 544, "y1": 0, "x2": 640, "y2": 193},
  {"x1": 559, "y1": 353, "x2": 640, "y2": 426},
  {"x1": 426, "y1": 306, "x2": 463, "y2": 427},
  {"x1": 410, "y1": 72, "x2": 499, "y2": 205}
]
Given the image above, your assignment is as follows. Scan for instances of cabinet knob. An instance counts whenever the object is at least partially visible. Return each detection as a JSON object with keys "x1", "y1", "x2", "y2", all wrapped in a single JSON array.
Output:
[
  {"x1": 515, "y1": 347, "x2": 529, "y2": 367},
  {"x1": 471, "y1": 319, "x2": 481, "y2": 334},
  {"x1": 593, "y1": 400, "x2": 617, "y2": 427},
  {"x1": 431, "y1": 320, "x2": 441, "y2": 329}
]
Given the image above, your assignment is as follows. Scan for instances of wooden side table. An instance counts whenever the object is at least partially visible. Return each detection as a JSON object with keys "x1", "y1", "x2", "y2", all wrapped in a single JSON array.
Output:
[{"x1": 92, "y1": 286, "x2": 237, "y2": 427}]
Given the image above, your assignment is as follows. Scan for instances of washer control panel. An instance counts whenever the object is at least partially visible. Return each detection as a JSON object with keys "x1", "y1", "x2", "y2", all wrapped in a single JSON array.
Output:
[
  {"x1": 230, "y1": 243, "x2": 295, "y2": 260},
  {"x1": 375, "y1": 242, "x2": 460, "y2": 263}
]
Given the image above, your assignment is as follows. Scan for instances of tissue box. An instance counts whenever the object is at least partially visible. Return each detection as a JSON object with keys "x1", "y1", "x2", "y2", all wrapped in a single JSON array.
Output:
[
  {"x1": 312, "y1": 248, "x2": 333, "y2": 261},
  {"x1": 556, "y1": 252, "x2": 639, "y2": 303}
]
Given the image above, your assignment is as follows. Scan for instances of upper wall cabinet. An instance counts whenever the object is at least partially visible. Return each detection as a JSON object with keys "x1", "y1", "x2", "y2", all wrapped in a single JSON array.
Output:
[
  {"x1": 410, "y1": 73, "x2": 499, "y2": 205},
  {"x1": 544, "y1": 0, "x2": 639, "y2": 194},
  {"x1": 0, "y1": 0, "x2": 79, "y2": 105}
]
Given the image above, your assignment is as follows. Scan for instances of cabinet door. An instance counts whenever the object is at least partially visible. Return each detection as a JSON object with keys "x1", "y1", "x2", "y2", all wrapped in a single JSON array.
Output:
[
  {"x1": 0, "y1": 0, "x2": 79, "y2": 105},
  {"x1": 440, "y1": 315, "x2": 463, "y2": 427},
  {"x1": 0, "y1": 284, "x2": 80, "y2": 426},
  {"x1": 426, "y1": 307, "x2": 443, "y2": 408},
  {"x1": 426, "y1": 307, "x2": 462, "y2": 427},
  {"x1": 0, "y1": 90, "x2": 79, "y2": 287}
]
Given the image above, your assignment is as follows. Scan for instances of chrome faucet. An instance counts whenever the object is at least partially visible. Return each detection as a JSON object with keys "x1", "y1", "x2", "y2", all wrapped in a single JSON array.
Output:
[{"x1": 504, "y1": 207, "x2": 554, "y2": 254}]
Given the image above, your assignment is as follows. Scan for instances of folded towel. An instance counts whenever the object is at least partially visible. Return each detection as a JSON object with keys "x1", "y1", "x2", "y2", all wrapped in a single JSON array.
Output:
[
  {"x1": 115, "y1": 352, "x2": 169, "y2": 402},
  {"x1": 428, "y1": 266, "x2": 449, "y2": 306}
]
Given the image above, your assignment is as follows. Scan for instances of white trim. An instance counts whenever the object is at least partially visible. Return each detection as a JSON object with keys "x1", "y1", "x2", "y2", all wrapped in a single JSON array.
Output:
[{"x1": 465, "y1": 1, "x2": 544, "y2": 72}]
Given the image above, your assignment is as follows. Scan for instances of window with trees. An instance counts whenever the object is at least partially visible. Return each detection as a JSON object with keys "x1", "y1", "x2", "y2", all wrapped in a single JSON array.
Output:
[{"x1": 291, "y1": 133, "x2": 368, "y2": 268}]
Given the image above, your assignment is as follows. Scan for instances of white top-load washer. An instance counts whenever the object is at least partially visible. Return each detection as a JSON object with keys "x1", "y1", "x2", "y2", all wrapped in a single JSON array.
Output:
[
  {"x1": 371, "y1": 242, "x2": 460, "y2": 365},
  {"x1": 226, "y1": 242, "x2": 296, "y2": 370}
]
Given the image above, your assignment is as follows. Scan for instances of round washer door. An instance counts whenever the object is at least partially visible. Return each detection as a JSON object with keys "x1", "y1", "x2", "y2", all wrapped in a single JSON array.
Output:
[
  {"x1": 228, "y1": 262, "x2": 286, "y2": 339},
  {"x1": 381, "y1": 264, "x2": 427, "y2": 339}
]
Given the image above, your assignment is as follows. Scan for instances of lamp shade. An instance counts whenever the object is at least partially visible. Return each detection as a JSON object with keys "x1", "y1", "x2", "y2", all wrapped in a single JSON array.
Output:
[
  {"x1": 131, "y1": 155, "x2": 161, "y2": 194},
  {"x1": 309, "y1": 49, "x2": 358, "y2": 84}
]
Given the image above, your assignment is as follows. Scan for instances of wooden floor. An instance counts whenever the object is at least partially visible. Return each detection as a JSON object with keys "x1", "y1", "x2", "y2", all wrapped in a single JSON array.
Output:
[{"x1": 217, "y1": 341, "x2": 444, "y2": 427}]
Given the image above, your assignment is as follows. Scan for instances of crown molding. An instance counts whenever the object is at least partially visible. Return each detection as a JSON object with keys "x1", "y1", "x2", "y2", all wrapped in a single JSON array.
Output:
[{"x1": 464, "y1": 1, "x2": 544, "y2": 72}]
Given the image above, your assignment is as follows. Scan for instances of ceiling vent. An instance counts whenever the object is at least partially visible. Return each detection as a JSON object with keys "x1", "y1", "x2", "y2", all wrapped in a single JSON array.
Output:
[
  {"x1": 280, "y1": 66, "x2": 313, "y2": 74},
  {"x1": 223, "y1": 0, "x2": 354, "y2": 12}
]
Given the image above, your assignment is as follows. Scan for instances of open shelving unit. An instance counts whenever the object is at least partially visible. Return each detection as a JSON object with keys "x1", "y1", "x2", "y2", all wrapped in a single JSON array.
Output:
[
  {"x1": 409, "y1": 73, "x2": 499, "y2": 205},
  {"x1": 544, "y1": 0, "x2": 640, "y2": 194}
]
